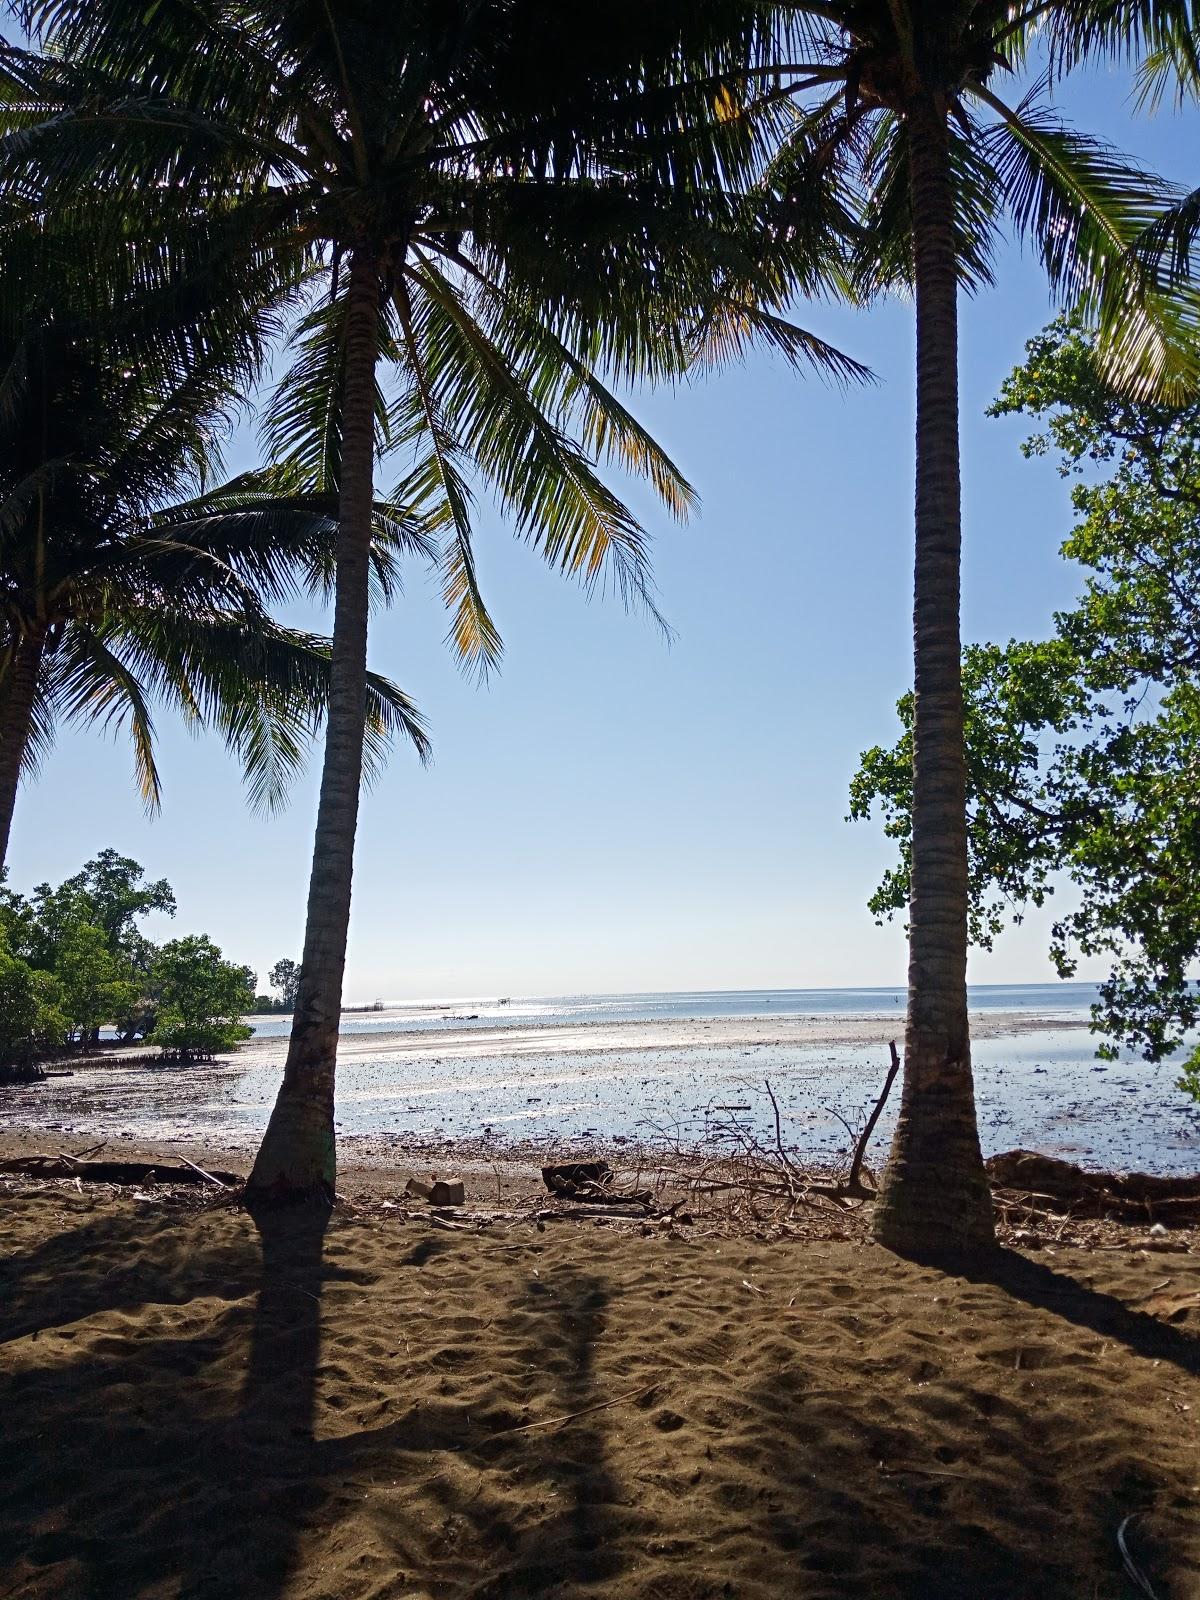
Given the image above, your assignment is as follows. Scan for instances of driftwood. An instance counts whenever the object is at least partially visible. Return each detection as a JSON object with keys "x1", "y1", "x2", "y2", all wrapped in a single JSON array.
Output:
[
  {"x1": 541, "y1": 1160, "x2": 650, "y2": 1206},
  {"x1": 846, "y1": 1041, "x2": 901, "y2": 1193},
  {"x1": 630, "y1": 1046, "x2": 905, "y2": 1232},
  {"x1": 986, "y1": 1150, "x2": 1200, "y2": 1224},
  {"x1": 0, "y1": 1154, "x2": 241, "y2": 1187},
  {"x1": 175, "y1": 1155, "x2": 228, "y2": 1189},
  {"x1": 536, "y1": 1204, "x2": 653, "y2": 1222}
]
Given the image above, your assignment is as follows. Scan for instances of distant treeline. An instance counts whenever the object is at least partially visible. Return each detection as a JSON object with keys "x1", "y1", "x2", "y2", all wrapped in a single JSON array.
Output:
[{"x1": 1, "y1": 850, "x2": 299, "y2": 1080}]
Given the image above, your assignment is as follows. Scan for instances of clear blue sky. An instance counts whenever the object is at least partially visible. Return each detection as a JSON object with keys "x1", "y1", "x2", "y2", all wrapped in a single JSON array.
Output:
[{"x1": 11, "y1": 64, "x2": 1199, "y2": 1001}]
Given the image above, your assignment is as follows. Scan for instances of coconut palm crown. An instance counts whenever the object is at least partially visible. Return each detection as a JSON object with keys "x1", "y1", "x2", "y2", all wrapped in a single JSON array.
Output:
[
  {"x1": 3, "y1": 2, "x2": 872, "y2": 1201},
  {"x1": 732, "y1": 1, "x2": 1200, "y2": 1252},
  {"x1": 0, "y1": 253, "x2": 432, "y2": 873}
]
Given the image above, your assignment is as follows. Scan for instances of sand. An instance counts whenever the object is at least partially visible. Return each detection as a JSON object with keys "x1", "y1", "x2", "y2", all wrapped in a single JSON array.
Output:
[
  {"x1": 233, "y1": 1010, "x2": 1085, "y2": 1064},
  {"x1": 4, "y1": 1177, "x2": 1200, "y2": 1600}
]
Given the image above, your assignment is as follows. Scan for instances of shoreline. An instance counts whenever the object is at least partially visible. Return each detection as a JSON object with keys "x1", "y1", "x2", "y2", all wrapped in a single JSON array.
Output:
[
  {"x1": 5, "y1": 1006, "x2": 1199, "y2": 1180},
  {"x1": 233, "y1": 1006, "x2": 1090, "y2": 1064}
]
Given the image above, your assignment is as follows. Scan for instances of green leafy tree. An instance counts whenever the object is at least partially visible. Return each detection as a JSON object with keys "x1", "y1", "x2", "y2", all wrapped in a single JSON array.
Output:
[
  {"x1": 2, "y1": 849, "x2": 173, "y2": 977},
  {"x1": 0, "y1": 930, "x2": 67, "y2": 1077},
  {"x1": 269, "y1": 958, "x2": 302, "y2": 1012},
  {"x1": 147, "y1": 935, "x2": 256, "y2": 1061},
  {"x1": 851, "y1": 316, "x2": 1200, "y2": 1093},
  {"x1": 55, "y1": 850, "x2": 175, "y2": 958},
  {"x1": 55, "y1": 923, "x2": 137, "y2": 1047},
  {"x1": 11, "y1": 2, "x2": 855, "y2": 1201}
]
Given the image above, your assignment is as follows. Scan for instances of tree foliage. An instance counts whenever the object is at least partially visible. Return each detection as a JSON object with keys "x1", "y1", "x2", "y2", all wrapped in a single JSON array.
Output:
[
  {"x1": 268, "y1": 957, "x2": 301, "y2": 1012},
  {"x1": 0, "y1": 251, "x2": 430, "y2": 831},
  {"x1": 0, "y1": 928, "x2": 67, "y2": 1077},
  {"x1": 2, "y1": 2, "x2": 873, "y2": 676},
  {"x1": 850, "y1": 317, "x2": 1200, "y2": 1087},
  {"x1": 0, "y1": 849, "x2": 257, "y2": 1062},
  {"x1": 55, "y1": 923, "x2": 138, "y2": 1045},
  {"x1": 148, "y1": 934, "x2": 255, "y2": 1061}
]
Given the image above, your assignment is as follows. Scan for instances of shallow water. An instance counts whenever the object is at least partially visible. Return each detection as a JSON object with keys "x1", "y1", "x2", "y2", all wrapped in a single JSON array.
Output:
[
  {"x1": 243, "y1": 981, "x2": 1102, "y2": 1039},
  {"x1": 9, "y1": 997, "x2": 1200, "y2": 1174}
]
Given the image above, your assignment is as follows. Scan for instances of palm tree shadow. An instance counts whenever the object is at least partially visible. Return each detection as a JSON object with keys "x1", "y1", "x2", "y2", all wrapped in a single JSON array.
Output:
[
  {"x1": 238, "y1": 1204, "x2": 330, "y2": 1450},
  {"x1": 949, "y1": 1246, "x2": 1200, "y2": 1378},
  {"x1": 469, "y1": 1269, "x2": 626, "y2": 1597},
  {"x1": 2, "y1": 1200, "x2": 338, "y2": 1600},
  {"x1": 208, "y1": 1204, "x2": 334, "y2": 1600},
  {"x1": 732, "y1": 1244, "x2": 1200, "y2": 1598}
]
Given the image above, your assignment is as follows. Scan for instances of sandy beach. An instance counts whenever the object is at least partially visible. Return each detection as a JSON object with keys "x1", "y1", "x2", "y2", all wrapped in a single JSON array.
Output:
[
  {"x1": 234, "y1": 1008, "x2": 1082, "y2": 1062},
  {"x1": 5, "y1": 1004, "x2": 1200, "y2": 1598},
  {"x1": 4, "y1": 1179, "x2": 1200, "y2": 1600}
]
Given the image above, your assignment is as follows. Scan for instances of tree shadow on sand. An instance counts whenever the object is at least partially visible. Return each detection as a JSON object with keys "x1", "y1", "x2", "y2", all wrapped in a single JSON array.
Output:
[
  {"x1": 2, "y1": 1206, "x2": 631, "y2": 1600},
  {"x1": 955, "y1": 1244, "x2": 1200, "y2": 1376},
  {"x1": 2, "y1": 1202, "x2": 338, "y2": 1600},
  {"x1": 5, "y1": 1203, "x2": 1199, "y2": 1600}
]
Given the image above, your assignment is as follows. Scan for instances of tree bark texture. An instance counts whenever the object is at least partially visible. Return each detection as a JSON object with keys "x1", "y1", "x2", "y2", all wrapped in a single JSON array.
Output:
[
  {"x1": 0, "y1": 628, "x2": 46, "y2": 875},
  {"x1": 871, "y1": 95, "x2": 995, "y2": 1255},
  {"x1": 246, "y1": 253, "x2": 382, "y2": 1204}
]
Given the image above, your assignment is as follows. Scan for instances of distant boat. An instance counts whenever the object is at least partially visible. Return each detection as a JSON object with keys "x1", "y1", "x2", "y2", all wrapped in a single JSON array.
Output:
[{"x1": 498, "y1": 997, "x2": 511, "y2": 1005}]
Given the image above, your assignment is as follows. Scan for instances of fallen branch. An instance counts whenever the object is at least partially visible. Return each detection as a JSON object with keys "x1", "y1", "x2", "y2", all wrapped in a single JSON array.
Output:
[
  {"x1": 0, "y1": 1156, "x2": 241, "y2": 1187},
  {"x1": 847, "y1": 1040, "x2": 900, "y2": 1194},
  {"x1": 986, "y1": 1151, "x2": 1200, "y2": 1223},
  {"x1": 489, "y1": 1382, "x2": 659, "y2": 1438},
  {"x1": 537, "y1": 1204, "x2": 653, "y2": 1222},
  {"x1": 175, "y1": 1155, "x2": 227, "y2": 1189},
  {"x1": 429, "y1": 1215, "x2": 471, "y2": 1232}
]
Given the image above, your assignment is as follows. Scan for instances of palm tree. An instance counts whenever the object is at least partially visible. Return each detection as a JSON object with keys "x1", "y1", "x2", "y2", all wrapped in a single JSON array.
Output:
[
  {"x1": 742, "y1": 3, "x2": 1198, "y2": 1252},
  {"x1": 1075, "y1": 5, "x2": 1200, "y2": 277},
  {"x1": 9, "y1": 3, "x2": 860, "y2": 1201},
  {"x1": 0, "y1": 279, "x2": 431, "y2": 872}
]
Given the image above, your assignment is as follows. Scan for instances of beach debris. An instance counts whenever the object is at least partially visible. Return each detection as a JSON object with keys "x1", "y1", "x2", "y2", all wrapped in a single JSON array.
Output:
[
  {"x1": 404, "y1": 1176, "x2": 466, "y2": 1207},
  {"x1": 175, "y1": 1155, "x2": 228, "y2": 1189},
  {"x1": 844, "y1": 1041, "x2": 901, "y2": 1195},
  {"x1": 488, "y1": 1381, "x2": 660, "y2": 1438},
  {"x1": 0, "y1": 1153, "x2": 240, "y2": 1186},
  {"x1": 986, "y1": 1150, "x2": 1200, "y2": 1223},
  {"x1": 542, "y1": 1159, "x2": 609, "y2": 1191},
  {"x1": 537, "y1": 1204, "x2": 651, "y2": 1223},
  {"x1": 643, "y1": 1050, "x2": 903, "y2": 1228},
  {"x1": 1138, "y1": 1288, "x2": 1200, "y2": 1320},
  {"x1": 1117, "y1": 1513, "x2": 1164, "y2": 1600},
  {"x1": 540, "y1": 1160, "x2": 652, "y2": 1206}
]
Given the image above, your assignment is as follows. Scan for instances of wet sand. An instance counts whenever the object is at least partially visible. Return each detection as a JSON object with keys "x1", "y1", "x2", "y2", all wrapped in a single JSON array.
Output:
[
  {"x1": 235, "y1": 1009, "x2": 1081, "y2": 1061},
  {"x1": 4, "y1": 1007, "x2": 1198, "y2": 1177}
]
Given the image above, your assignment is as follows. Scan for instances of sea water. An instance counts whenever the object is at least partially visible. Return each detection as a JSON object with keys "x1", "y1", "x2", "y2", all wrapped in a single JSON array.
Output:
[
  {"x1": 13, "y1": 984, "x2": 1200, "y2": 1173},
  {"x1": 243, "y1": 982, "x2": 1102, "y2": 1039}
]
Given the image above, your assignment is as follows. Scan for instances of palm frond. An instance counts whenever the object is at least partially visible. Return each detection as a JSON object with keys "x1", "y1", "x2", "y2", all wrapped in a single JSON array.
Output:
[
  {"x1": 392, "y1": 272, "x2": 500, "y2": 677},
  {"x1": 976, "y1": 83, "x2": 1200, "y2": 400},
  {"x1": 54, "y1": 627, "x2": 162, "y2": 809},
  {"x1": 853, "y1": 108, "x2": 1004, "y2": 297},
  {"x1": 401, "y1": 255, "x2": 672, "y2": 647}
]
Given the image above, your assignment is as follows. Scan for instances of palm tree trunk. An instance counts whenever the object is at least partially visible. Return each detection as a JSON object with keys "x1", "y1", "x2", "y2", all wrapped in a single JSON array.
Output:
[
  {"x1": 246, "y1": 252, "x2": 381, "y2": 1205},
  {"x1": 0, "y1": 628, "x2": 46, "y2": 875},
  {"x1": 871, "y1": 94, "x2": 995, "y2": 1255}
]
